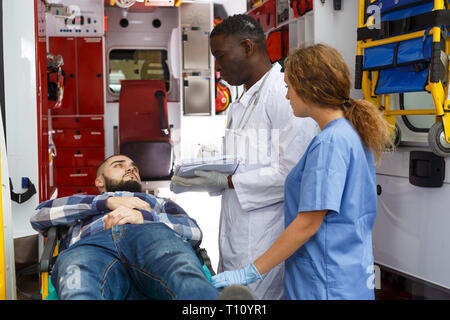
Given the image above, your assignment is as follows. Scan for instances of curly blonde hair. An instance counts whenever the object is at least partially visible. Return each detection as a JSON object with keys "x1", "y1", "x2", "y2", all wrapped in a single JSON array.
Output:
[{"x1": 284, "y1": 44, "x2": 393, "y2": 162}]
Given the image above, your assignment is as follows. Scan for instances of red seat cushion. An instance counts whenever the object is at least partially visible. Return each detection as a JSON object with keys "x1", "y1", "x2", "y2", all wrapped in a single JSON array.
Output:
[{"x1": 119, "y1": 80, "x2": 173, "y2": 180}]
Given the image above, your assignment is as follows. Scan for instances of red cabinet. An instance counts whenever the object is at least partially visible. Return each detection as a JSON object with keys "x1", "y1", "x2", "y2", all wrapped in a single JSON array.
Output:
[
  {"x1": 51, "y1": 115, "x2": 104, "y2": 197},
  {"x1": 52, "y1": 128, "x2": 104, "y2": 147},
  {"x1": 247, "y1": 0, "x2": 276, "y2": 33},
  {"x1": 246, "y1": 0, "x2": 290, "y2": 65},
  {"x1": 54, "y1": 167, "x2": 98, "y2": 186},
  {"x1": 57, "y1": 186, "x2": 100, "y2": 197},
  {"x1": 48, "y1": 36, "x2": 105, "y2": 197},
  {"x1": 53, "y1": 148, "x2": 104, "y2": 168},
  {"x1": 52, "y1": 115, "x2": 103, "y2": 129},
  {"x1": 48, "y1": 36, "x2": 104, "y2": 116},
  {"x1": 77, "y1": 37, "x2": 104, "y2": 115}
]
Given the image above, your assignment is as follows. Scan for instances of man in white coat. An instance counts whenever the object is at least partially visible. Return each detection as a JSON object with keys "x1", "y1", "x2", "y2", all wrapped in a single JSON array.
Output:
[{"x1": 172, "y1": 14, "x2": 318, "y2": 299}]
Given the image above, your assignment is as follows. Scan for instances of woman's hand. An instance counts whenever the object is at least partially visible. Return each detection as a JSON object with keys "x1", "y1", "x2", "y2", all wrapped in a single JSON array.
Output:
[{"x1": 210, "y1": 263, "x2": 262, "y2": 288}]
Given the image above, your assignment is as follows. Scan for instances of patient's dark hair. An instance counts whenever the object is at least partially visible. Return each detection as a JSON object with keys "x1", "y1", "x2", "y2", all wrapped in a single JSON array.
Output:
[
  {"x1": 210, "y1": 14, "x2": 266, "y2": 47},
  {"x1": 96, "y1": 154, "x2": 118, "y2": 177}
]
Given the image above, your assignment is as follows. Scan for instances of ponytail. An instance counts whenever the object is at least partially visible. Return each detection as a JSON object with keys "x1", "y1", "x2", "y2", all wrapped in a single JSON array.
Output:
[{"x1": 344, "y1": 99, "x2": 393, "y2": 162}]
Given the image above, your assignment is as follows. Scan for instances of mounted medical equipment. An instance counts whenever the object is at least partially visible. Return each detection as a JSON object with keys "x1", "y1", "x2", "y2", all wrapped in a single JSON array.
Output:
[
  {"x1": 267, "y1": 27, "x2": 289, "y2": 65},
  {"x1": 47, "y1": 53, "x2": 65, "y2": 109},
  {"x1": 213, "y1": 17, "x2": 231, "y2": 114},
  {"x1": 215, "y1": 78, "x2": 231, "y2": 114}
]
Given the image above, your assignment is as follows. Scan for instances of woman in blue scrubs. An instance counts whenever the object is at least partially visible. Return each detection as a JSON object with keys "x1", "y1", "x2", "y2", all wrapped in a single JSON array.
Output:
[{"x1": 211, "y1": 44, "x2": 393, "y2": 299}]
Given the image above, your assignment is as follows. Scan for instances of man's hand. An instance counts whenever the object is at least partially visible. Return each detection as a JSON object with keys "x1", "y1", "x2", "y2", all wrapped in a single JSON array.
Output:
[
  {"x1": 106, "y1": 196, "x2": 151, "y2": 212},
  {"x1": 103, "y1": 207, "x2": 144, "y2": 230}
]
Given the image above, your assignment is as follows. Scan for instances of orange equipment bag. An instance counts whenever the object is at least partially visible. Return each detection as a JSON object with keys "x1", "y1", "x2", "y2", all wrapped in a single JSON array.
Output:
[{"x1": 266, "y1": 28, "x2": 289, "y2": 64}]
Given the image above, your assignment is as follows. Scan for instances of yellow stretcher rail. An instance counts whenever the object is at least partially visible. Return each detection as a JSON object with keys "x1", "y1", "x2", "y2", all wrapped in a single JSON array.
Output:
[
  {"x1": 41, "y1": 241, "x2": 59, "y2": 300},
  {"x1": 384, "y1": 109, "x2": 438, "y2": 116},
  {"x1": 0, "y1": 147, "x2": 6, "y2": 300},
  {"x1": 41, "y1": 272, "x2": 49, "y2": 300},
  {"x1": 359, "y1": 29, "x2": 433, "y2": 49}
]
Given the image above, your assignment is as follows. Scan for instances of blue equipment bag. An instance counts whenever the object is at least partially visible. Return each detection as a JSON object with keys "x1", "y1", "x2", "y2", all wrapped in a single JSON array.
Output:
[{"x1": 363, "y1": 34, "x2": 437, "y2": 94}]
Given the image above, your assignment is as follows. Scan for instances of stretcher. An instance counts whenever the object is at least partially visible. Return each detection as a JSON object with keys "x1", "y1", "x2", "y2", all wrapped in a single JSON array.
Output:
[
  {"x1": 40, "y1": 226, "x2": 216, "y2": 300},
  {"x1": 355, "y1": 0, "x2": 450, "y2": 156}
]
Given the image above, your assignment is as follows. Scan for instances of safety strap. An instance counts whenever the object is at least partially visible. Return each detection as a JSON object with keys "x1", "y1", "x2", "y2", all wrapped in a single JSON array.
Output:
[
  {"x1": 10, "y1": 177, "x2": 36, "y2": 204},
  {"x1": 195, "y1": 247, "x2": 216, "y2": 276},
  {"x1": 40, "y1": 227, "x2": 59, "y2": 273},
  {"x1": 154, "y1": 90, "x2": 169, "y2": 137},
  {"x1": 357, "y1": 9, "x2": 450, "y2": 41}
]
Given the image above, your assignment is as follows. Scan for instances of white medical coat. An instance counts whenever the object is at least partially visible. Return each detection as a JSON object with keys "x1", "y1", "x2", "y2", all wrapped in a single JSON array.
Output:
[{"x1": 218, "y1": 63, "x2": 319, "y2": 300}]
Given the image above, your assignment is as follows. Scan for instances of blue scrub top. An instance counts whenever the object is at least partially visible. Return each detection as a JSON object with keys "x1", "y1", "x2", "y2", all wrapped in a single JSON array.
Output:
[{"x1": 284, "y1": 118, "x2": 376, "y2": 300}]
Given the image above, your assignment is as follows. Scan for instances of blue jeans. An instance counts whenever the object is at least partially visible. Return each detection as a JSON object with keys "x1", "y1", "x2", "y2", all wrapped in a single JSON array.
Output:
[{"x1": 51, "y1": 223, "x2": 219, "y2": 300}]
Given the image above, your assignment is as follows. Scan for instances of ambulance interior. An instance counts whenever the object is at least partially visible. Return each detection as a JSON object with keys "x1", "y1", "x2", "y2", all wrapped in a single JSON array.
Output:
[{"x1": 1, "y1": 0, "x2": 450, "y2": 300}]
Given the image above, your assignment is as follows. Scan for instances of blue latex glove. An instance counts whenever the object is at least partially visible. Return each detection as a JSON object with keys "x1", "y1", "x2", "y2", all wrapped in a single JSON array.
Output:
[{"x1": 211, "y1": 263, "x2": 262, "y2": 289}]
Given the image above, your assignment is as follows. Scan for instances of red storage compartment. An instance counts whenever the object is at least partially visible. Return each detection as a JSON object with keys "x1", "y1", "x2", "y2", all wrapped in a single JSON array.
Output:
[
  {"x1": 53, "y1": 128, "x2": 104, "y2": 147},
  {"x1": 54, "y1": 167, "x2": 98, "y2": 186},
  {"x1": 57, "y1": 186, "x2": 99, "y2": 197},
  {"x1": 53, "y1": 148, "x2": 104, "y2": 168},
  {"x1": 247, "y1": 0, "x2": 276, "y2": 33},
  {"x1": 77, "y1": 37, "x2": 104, "y2": 115},
  {"x1": 48, "y1": 37, "x2": 105, "y2": 196},
  {"x1": 48, "y1": 37, "x2": 104, "y2": 116},
  {"x1": 52, "y1": 116, "x2": 104, "y2": 129}
]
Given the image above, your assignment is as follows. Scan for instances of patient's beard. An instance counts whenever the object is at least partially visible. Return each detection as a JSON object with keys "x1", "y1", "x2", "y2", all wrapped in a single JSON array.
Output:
[{"x1": 103, "y1": 175, "x2": 142, "y2": 193}]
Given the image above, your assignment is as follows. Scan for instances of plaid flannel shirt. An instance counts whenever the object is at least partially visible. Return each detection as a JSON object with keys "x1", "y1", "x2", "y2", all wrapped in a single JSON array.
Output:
[{"x1": 31, "y1": 191, "x2": 202, "y2": 250}]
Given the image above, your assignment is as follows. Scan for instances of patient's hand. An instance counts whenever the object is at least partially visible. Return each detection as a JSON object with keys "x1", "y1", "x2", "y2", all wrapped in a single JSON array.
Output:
[
  {"x1": 106, "y1": 196, "x2": 151, "y2": 212},
  {"x1": 103, "y1": 207, "x2": 144, "y2": 230}
]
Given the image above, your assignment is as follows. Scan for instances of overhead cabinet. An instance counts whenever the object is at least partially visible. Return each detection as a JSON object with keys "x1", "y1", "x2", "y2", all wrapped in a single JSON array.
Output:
[
  {"x1": 48, "y1": 36, "x2": 105, "y2": 197},
  {"x1": 48, "y1": 36, "x2": 104, "y2": 115}
]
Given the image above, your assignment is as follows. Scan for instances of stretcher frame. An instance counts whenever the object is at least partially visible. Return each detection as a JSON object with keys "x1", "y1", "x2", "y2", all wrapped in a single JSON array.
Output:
[
  {"x1": 40, "y1": 227, "x2": 59, "y2": 300},
  {"x1": 39, "y1": 226, "x2": 216, "y2": 300},
  {"x1": 356, "y1": 0, "x2": 450, "y2": 156}
]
